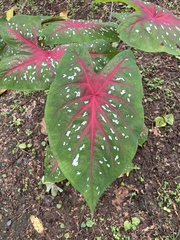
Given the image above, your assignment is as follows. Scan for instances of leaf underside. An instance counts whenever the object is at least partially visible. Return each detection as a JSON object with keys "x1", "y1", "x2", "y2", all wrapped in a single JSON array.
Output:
[
  {"x1": 117, "y1": 0, "x2": 180, "y2": 55},
  {"x1": 45, "y1": 46, "x2": 144, "y2": 212}
]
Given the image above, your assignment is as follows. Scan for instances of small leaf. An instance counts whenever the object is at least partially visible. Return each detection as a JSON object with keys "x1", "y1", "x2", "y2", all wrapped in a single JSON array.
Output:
[
  {"x1": 40, "y1": 118, "x2": 48, "y2": 135},
  {"x1": 18, "y1": 143, "x2": 26, "y2": 149},
  {"x1": 94, "y1": 0, "x2": 140, "y2": 10},
  {"x1": 0, "y1": 88, "x2": 7, "y2": 95},
  {"x1": 138, "y1": 124, "x2": 148, "y2": 146},
  {"x1": 59, "y1": 10, "x2": 69, "y2": 20},
  {"x1": 131, "y1": 217, "x2": 140, "y2": 226},
  {"x1": 42, "y1": 177, "x2": 63, "y2": 197},
  {"x1": 164, "y1": 113, "x2": 174, "y2": 125},
  {"x1": 155, "y1": 116, "x2": 166, "y2": 128},
  {"x1": 86, "y1": 218, "x2": 95, "y2": 227},
  {"x1": 6, "y1": 7, "x2": 15, "y2": 21},
  {"x1": 30, "y1": 215, "x2": 44, "y2": 234},
  {"x1": 163, "y1": 206, "x2": 171, "y2": 213},
  {"x1": 124, "y1": 220, "x2": 132, "y2": 231},
  {"x1": 51, "y1": 184, "x2": 63, "y2": 197}
]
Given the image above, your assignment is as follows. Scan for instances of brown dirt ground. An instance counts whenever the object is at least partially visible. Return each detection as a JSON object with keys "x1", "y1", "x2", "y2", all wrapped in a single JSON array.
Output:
[{"x1": 0, "y1": 0, "x2": 180, "y2": 239}]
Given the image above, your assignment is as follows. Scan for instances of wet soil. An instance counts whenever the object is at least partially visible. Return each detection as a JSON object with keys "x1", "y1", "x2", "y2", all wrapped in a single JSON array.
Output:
[{"x1": 0, "y1": 0, "x2": 180, "y2": 239}]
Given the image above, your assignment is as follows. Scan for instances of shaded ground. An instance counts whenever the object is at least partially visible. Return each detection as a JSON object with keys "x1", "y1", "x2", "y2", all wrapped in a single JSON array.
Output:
[{"x1": 0, "y1": 0, "x2": 180, "y2": 239}]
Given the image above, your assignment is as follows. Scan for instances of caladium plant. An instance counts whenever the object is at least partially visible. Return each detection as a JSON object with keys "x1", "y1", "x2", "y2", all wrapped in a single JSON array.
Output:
[
  {"x1": 96, "y1": 0, "x2": 180, "y2": 55},
  {"x1": 0, "y1": 0, "x2": 179, "y2": 212},
  {"x1": 0, "y1": 15, "x2": 118, "y2": 91},
  {"x1": 45, "y1": 46, "x2": 144, "y2": 212}
]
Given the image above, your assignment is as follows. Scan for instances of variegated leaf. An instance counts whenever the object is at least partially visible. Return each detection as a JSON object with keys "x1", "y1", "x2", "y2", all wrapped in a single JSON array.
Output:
[{"x1": 45, "y1": 46, "x2": 144, "y2": 212}]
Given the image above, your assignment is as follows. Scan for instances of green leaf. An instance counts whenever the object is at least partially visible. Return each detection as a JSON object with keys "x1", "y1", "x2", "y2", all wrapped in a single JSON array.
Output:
[
  {"x1": 45, "y1": 45, "x2": 144, "y2": 212},
  {"x1": 138, "y1": 124, "x2": 148, "y2": 146},
  {"x1": 18, "y1": 143, "x2": 27, "y2": 149},
  {"x1": 112, "y1": 12, "x2": 132, "y2": 22},
  {"x1": 41, "y1": 19, "x2": 118, "y2": 46},
  {"x1": 94, "y1": 0, "x2": 140, "y2": 11},
  {"x1": 164, "y1": 114, "x2": 174, "y2": 125},
  {"x1": 83, "y1": 39, "x2": 119, "y2": 72},
  {"x1": 117, "y1": 1, "x2": 180, "y2": 55},
  {"x1": 124, "y1": 220, "x2": 132, "y2": 231},
  {"x1": 86, "y1": 218, "x2": 95, "y2": 227},
  {"x1": 42, "y1": 176, "x2": 63, "y2": 197},
  {"x1": 44, "y1": 146, "x2": 66, "y2": 183},
  {"x1": 155, "y1": 116, "x2": 166, "y2": 128},
  {"x1": 131, "y1": 217, "x2": 140, "y2": 226}
]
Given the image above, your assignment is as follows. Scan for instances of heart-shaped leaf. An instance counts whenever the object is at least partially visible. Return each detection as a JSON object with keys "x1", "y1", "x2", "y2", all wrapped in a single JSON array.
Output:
[
  {"x1": 118, "y1": 0, "x2": 180, "y2": 55},
  {"x1": 41, "y1": 19, "x2": 119, "y2": 46},
  {"x1": 45, "y1": 46, "x2": 144, "y2": 212},
  {"x1": 0, "y1": 15, "x2": 67, "y2": 90}
]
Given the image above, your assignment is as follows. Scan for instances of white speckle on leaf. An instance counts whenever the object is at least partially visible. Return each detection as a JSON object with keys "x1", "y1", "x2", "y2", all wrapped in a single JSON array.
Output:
[
  {"x1": 115, "y1": 155, "x2": 119, "y2": 161},
  {"x1": 79, "y1": 144, "x2": 85, "y2": 151},
  {"x1": 75, "y1": 91, "x2": 80, "y2": 97},
  {"x1": 146, "y1": 26, "x2": 151, "y2": 34},
  {"x1": 82, "y1": 111, "x2": 88, "y2": 117},
  {"x1": 100, "y1": 114, "x2": 107, "y2": 123},
  {"x1": 110, "y1": 128, "x2": 115, "y2": 134},
  {"x1": 154, "y1": 25, "x2": 158, "y2": 30},
  {"x1": 101, "y1": 145, "x2": 105, "y2": 150},
  {"x1": 110, "y1": 86, "x2": 115, "y2": 91},
  {"x1": 161, "y1": 24, "x2": 165, "y2": 29},
  {"x1": 108, "y1": 135, "x2": 112, "y2": 140},
  {"x1": 116, "y1": 77, "x2": 124, "y2": 81},
  {"x1": 103, "y1": 157, "x2": 107, "y2": 162},
  {"x1": 74, "y1": 66, "x2": 81, "y2": 72},
  {"x1": 81, "y1": 121, "x2": 87, "y2": 126},
  {"x1": 72, "y1": 153, "x2": 79, "y2": 166},
  {"x1": 66, "y1": 131, "x2": 71, "y2": 137},
  {"x1": 112, "y1": 119, "x2": 119, "y2": 125},
  {"x1": 120, "y1": 90, "x2": 126, "y2": 95},
  {"x1": 63, "y1": 74, "x2": 67, "y2": 78},
  {"x1": 27, "y1": 66, "x2": 32, "y2": 70},
  {"x1": 75, "y1": 126, "x2": 81, "y2": 132}
]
